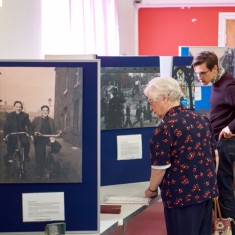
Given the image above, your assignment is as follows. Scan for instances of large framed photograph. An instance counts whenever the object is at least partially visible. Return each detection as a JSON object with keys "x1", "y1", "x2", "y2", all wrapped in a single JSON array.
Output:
[
  {"x1": 100, "y1": 66, "x2": 160, "y2": 130},
  {"x1": 0, "y1": 64, "x2": 83, "y2": 183}
]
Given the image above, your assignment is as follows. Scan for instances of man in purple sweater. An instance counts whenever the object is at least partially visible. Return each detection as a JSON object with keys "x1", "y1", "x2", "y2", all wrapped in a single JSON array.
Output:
[{"x1": 192, "y1": 51, "x2": 235, "y2": 234}]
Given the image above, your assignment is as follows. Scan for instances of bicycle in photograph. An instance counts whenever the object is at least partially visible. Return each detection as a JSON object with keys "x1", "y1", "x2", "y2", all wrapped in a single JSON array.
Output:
[
  {"x1": 3, "y1": 132, "x2": 30, "y2": 182},
  {"x1": 34, "y1": 131, "x2": 62, "y2": 182}
]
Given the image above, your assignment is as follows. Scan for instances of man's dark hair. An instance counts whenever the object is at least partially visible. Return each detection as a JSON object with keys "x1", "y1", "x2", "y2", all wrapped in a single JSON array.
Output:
[
  {"x1": 14, "y1": 101, "x2": 23, "y2": 109},
  {"x1": 191, "y1": 51, "x2": 219, "y2": 70},
  {"x1": 41, "y1": 105, "x2": 50, "y2": 112}
]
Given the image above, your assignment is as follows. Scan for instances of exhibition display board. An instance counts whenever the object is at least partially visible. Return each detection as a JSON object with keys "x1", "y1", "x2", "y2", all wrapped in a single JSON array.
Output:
[
  {"x1": 0, "y1": 60, "x2": 100, "y2": 233},
  {"x1": 97, "y1": 56, "x2": 160, "y2": 186}
]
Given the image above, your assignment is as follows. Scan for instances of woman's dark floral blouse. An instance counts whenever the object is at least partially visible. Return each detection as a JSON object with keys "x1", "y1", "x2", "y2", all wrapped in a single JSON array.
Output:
[{"x1": 150, "y1": 105, "x2": 218, "y2": 208}]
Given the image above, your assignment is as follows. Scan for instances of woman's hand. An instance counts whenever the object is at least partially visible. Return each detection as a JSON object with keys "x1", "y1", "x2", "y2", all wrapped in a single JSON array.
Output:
[{"x1": 145, "y1": 187, "x2": 158, "y2": 198}]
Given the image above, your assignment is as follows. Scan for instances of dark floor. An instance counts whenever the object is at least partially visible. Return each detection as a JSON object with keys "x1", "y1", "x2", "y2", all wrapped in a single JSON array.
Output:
[{"x1": 107, "y1": 199, "x2": 167, "y2": 235}]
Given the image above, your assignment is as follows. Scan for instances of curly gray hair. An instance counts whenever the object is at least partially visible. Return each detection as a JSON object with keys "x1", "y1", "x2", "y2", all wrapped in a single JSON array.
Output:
[{"x1": 144, "y1": 77, "x2": 183, "y2": 101}]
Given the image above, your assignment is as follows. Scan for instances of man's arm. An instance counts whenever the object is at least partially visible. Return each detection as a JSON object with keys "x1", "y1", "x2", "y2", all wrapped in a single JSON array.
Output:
[
  {"x1": 49, "y1": 118, "x2": 59, "y2": 134},
  {"x1": 219, "y1": 86, "x2": 235, "y2": 140},
  {"x1": 24, "y1": 113, "x2": 34, "y2": 140},
  {"x1": 3, "y1": 112, "x2": 11, "y2": 137}
]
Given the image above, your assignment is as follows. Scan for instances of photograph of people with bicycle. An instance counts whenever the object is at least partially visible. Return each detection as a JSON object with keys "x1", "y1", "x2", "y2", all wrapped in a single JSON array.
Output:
[
  {"x1": 32, "y1": 105, "x2": 62, "y2": 181},
  {"x1": 3, "y1": 101, "x2": 33, "y2": 181},
  {"x1": 0, "y1": 66, "x2": 83, "y2": 184}
]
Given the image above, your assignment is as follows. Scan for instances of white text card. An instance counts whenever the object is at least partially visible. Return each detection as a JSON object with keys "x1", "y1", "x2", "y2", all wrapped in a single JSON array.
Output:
[
  {"x1": 22, "y1": 192, "x2": 65, "y2": 222},
  {"x1": 117, "y1": 134, "x2": 142, "y2": 160}
]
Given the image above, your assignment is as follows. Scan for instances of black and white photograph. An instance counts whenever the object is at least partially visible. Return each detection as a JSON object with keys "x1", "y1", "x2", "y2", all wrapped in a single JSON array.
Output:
[
  {"x1": 0, "y1": 66, "x2": 83, "y2": 183},
  {"x1": 100, "y1": 66, "x2": 161, "y2": 130}
]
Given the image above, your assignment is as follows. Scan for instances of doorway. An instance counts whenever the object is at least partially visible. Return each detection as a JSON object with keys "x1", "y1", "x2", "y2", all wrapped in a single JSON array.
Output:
[
  {"x1": 226, "y1": 20, "x2": 235, "y2": 46},
  {"x1": 218, "y1": 12, "x2": 235, "y2": 46}
]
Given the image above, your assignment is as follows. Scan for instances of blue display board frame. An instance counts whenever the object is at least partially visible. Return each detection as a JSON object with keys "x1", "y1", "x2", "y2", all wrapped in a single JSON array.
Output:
[
  {"x1": 97, "y1": 56, "x2": 160, "y2": 186},
  {"x1": 0, "y1": 60, "x2": 100, "y2": 233}
]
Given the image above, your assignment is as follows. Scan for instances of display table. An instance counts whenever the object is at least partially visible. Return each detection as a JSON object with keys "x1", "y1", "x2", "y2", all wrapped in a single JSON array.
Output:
[{"x1": 99, "y1": 181, "x2": 160, "y2": 235}]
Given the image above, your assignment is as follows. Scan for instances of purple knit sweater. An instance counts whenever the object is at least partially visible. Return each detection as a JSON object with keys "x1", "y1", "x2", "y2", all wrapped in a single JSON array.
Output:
[{"x1": 210, "y1": 72, "x2": 235, "y2": 140}]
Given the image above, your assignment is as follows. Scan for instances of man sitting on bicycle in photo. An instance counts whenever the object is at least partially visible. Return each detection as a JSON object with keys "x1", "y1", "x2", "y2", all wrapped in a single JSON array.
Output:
[
  {"x1": 32, "y1": 105, "x2": 62, "y2": 179},
  {"x1": 3, "y1": 101, "x2": 33, "y2": 164}
]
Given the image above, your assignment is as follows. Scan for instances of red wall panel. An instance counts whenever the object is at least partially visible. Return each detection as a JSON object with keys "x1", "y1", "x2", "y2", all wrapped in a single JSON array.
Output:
[{"x1": 138, "y1": 7, "x2": 235, "y2": 56}]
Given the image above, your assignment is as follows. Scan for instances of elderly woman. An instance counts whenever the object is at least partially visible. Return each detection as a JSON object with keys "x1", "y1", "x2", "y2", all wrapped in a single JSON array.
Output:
[{"x1": 144, "y1": 77, "x2": 218, "y2": 235}]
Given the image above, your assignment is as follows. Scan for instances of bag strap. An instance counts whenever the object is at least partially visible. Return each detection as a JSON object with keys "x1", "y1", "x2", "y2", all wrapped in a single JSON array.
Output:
[
  {"x1": 213, "y1": 197, "x2": 235, "y2": 223},
  {"x1": 213, "y1": 197, "x2": 223, "y2": 220},
  {"x1": 213, "y1": 197, "x2": 218, "y2": 220}
]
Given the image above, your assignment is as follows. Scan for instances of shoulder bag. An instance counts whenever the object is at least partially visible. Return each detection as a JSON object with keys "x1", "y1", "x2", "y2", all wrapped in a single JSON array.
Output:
[{"x1": 212, "y1": 197, "x2": 234, "y2": 235}]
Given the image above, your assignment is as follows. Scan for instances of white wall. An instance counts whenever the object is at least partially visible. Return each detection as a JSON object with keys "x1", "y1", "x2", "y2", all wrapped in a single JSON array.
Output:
[
  {"x1": 0, "y1": 0, "x2": 233, "y2": 59},
  {"x1": 0, "y1": 0, "x2": 137, "y2": 59},
  {"x1": 117, "y1": 0, "x2": 137, "y2": 55},
  {"x1": 0, "y1": 0, "x2": 41, "y2": 59}
]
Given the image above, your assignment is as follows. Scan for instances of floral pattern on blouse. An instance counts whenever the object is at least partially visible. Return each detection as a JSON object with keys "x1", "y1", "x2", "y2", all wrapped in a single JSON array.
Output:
[{"x1": 150, "y1": 105, "x2": 218, "y2": 208}]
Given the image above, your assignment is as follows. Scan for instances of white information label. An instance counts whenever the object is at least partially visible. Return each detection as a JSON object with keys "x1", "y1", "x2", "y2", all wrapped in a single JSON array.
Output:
[
  {"x1": 22, "y1": 192, "x2": 65, "y2": 222},
  {"x1": 117, "y1": 134, "x2": 142, "y2": 160}
]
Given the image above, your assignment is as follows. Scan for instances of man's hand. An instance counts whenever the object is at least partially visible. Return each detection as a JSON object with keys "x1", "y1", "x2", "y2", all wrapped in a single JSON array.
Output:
[
  {"x1": 218, "y1": 126, "x2": 235, "y2": 140},
  {"x1": 49, "y1": 137, "x2": 56, "y2": 143}
]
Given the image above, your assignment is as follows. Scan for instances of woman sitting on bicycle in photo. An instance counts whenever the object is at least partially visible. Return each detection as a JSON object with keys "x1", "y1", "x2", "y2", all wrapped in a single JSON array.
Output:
[
  {"x1": 3, "y1": 101, "x2": 33, "y2": 164},
  {"x1": 32, "y1": 105, "x2": 62, "y2": 179}
]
